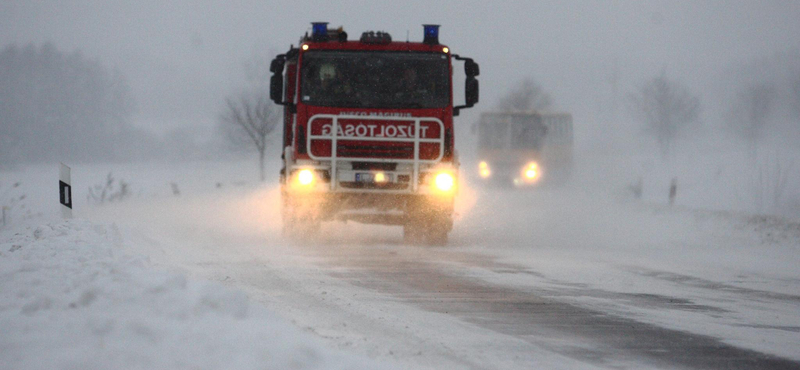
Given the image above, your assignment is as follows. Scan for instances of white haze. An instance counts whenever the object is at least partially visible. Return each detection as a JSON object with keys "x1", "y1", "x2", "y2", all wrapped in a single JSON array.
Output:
[
  {"x1": 2, "y1": 1, "x2": 799, "y2": 129},
  {"x1": 2, "y1": 1, "x2": 800, "y2": 216},
  {"x1": 4, "y1": 3, "x2": 800, "y2": 368}
]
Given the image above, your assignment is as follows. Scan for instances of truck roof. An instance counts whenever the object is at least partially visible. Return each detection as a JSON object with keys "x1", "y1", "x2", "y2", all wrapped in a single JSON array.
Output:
[
  {"x1": 301, "y1": 40, "x2": 449, "y2": 53},
  {"x1": 299, "y1": 24, "x2": 450, "y2": 54}
]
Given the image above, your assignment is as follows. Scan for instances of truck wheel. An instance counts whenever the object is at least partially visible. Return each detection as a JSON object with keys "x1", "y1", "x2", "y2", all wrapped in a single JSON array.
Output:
[
  {"x1": 403, "y1": 216, "x2": 449, "y2": 246},
  {"x1": 403, "y1": 221, "x2": 424, "y2": 245},
  {"x1": 282, "y1": 193, "x2": 321, "y2": 242},
  {"x1": 405, "y1": 197, "x2": 453, "y2": 246},
  {"x1": 423, "y1": 216, "x2": 449, "y2": 246},
  {"x1": 425, "y1": 226, "x2": 448, "y2": 246}
]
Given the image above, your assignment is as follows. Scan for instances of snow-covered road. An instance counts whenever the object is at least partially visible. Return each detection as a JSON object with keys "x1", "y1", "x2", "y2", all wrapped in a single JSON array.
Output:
[{"x1": 78, "y1": 181, "x2": 800, "y2": 369}]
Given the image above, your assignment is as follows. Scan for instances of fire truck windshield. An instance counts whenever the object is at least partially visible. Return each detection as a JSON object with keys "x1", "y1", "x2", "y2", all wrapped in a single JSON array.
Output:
[{"x1": 300, "y1": 51, "x2": 450, "y2": 109}]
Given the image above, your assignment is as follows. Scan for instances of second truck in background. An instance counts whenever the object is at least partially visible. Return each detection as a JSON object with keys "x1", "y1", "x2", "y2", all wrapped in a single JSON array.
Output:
[{"x1": 476, "y1": 111, "x2": 573, "y2": 186}]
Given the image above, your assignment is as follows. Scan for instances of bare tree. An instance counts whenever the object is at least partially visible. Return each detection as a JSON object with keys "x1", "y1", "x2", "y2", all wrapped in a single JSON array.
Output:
[
  {"x1": 497, "y1": 78, "x2": 552, "y2": 111},
  {"x1": 726, "y1": 83, "x2": 777, "y2": 159},
  {"x1": 219, "y1": 89, "x2": 279, "y2": 181},
  {"x1": 629, "y1": 74, "x2": 700, "y2": 158}
]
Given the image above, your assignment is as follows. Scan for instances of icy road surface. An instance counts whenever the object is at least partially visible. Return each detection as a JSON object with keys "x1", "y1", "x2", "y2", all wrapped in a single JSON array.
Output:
[{"x1": 83, "y1": 182, "x2": 800, "y2": 370}]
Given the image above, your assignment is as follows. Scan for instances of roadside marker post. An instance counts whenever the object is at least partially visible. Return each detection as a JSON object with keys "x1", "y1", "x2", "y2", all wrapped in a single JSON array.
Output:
[{"x1": 59, "y1": 163, "x2": 72, "y2": 218}]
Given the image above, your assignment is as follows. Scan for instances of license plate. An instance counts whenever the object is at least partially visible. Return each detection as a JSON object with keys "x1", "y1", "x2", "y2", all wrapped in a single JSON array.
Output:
[{"x1": 355, "y1": 173, "x2": 393, "y2": 183}]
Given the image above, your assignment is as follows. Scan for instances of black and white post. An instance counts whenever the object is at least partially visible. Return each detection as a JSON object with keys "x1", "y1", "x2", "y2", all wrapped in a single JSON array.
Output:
[{"x1": 59, "y1": 163, "x2": 72, "y2": 218}]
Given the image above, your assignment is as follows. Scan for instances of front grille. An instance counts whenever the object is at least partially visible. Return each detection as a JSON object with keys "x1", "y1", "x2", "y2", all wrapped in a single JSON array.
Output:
[
  {"x1": 338, "y1": 144, "x2": 413, "y2": 159},
  {"x1": 339, "y1": 182, "x2": 410, "y2": 190},
  {"x1": 352, "y1": 162, "x2": 398, "y2": 171}
]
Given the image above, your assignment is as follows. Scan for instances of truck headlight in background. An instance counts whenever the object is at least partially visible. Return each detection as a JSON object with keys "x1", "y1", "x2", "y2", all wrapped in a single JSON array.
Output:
[
  {"x1": 478, "y1": 161, "x2": 491, "y2": 178},
  {"x1": 523, "y1": 162, "x2": 539, "y2": 180}
]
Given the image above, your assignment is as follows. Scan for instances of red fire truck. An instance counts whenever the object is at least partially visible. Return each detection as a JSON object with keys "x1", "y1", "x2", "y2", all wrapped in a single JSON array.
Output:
[{"x1": 270, "y1": 23, "x2": 479, "y2": 245}]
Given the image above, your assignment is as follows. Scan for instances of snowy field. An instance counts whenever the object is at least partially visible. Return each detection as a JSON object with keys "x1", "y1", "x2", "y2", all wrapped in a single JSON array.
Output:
[
  {"x1": 0, "y1": 220, "x2": 388, "y2": 370},
  {"x1": 0, "y1": 160, "x2": 391, "y2": 370},
  {"x1": 2, "y1": 154, "x2": 799, "y2": 369}
]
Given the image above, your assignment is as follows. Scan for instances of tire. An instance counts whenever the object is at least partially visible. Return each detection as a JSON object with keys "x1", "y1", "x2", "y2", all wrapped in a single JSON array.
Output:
[
  {"x1": 426, "y1": 226, "x2": 448, "y2": 246},
  {"x1": 403, "y1": 213, "x2": 449, "y2": 246},
  {"x1": 403, "y1": 221, "x2": 424, "y2": 245},
  {"x1": 282, "y1": 194, "x2": 320, "y2": 242}
]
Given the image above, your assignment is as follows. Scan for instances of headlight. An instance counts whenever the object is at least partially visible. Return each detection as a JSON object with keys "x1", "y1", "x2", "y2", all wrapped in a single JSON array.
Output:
[
  {"x1": 523, "y1": 162, "x2": 539, "y2": 181},
  {"x1": 434, "y1": 172, "x2": 455, "y2": 192},
  {"x1": 297, "y1": 169, "x2": 314, "y2": 185},
  {"x1": 479, "y1": 161, "x2": 491, "y2": 178}
]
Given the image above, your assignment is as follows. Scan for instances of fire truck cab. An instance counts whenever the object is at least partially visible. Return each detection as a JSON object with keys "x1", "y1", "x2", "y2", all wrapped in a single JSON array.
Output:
[{"x1": 270, "y1": 23, "x2": 479, "y2": 245}]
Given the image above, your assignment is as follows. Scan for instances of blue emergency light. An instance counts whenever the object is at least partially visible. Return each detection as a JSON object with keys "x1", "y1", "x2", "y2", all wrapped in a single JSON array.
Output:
[
  {"x1": 311, "y1": 22, "x2": 329, "y2": 41},
  {"x1": 423, "y1": 24, "x2": 440, "y2": 44}
]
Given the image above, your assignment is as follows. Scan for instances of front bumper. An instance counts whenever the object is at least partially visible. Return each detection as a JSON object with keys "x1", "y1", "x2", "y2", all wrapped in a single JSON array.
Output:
[
  {"x1": 281, "y1": 160, "x2": 458, "y2": 226},
  {"x1": 283, "y1": 191, "x2": 454, "y2": 225}
]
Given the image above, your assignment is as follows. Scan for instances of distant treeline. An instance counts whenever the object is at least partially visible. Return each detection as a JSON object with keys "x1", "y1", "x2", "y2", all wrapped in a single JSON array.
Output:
[{"x1": 0, "y1": 42, "x2": 171, "y2": 165}]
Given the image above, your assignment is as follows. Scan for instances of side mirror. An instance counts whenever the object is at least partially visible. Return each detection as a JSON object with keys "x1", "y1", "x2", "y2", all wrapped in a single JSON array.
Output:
[
  {"x1": 465, "y1": 60, "x2": 480, "y2": 77},
  {"x1": 465, "y1": 77, "x2": 479, "y2": 106},
  {"x1": 270, "y1": 55, "x2": 286, "y2": 104},
  {"x1": 452, "y1": 55, "x2": 480, "y2": 116},
  {"x1": 270, "y1": 57, "x2": 285, "y2": 73},
  {"x1": 270, "y1": 74, "x2": 283, "y2": 104}
]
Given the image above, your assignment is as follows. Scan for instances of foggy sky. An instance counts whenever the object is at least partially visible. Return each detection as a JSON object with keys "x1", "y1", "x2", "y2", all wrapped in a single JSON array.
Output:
[{"x1": 2, "y1": 0, "x2": 800, "y2": 136}]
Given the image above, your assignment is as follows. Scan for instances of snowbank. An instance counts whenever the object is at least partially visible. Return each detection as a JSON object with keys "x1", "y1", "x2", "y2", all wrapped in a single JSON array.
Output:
[{"x1": 0, "y1": 219, "x2": 382, "y2": 370}]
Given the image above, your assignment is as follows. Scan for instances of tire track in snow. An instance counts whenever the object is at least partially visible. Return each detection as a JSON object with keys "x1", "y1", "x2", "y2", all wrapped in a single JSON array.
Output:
[{"x1": 300, "y1": 241, "x2": 800, "y2": 370}]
